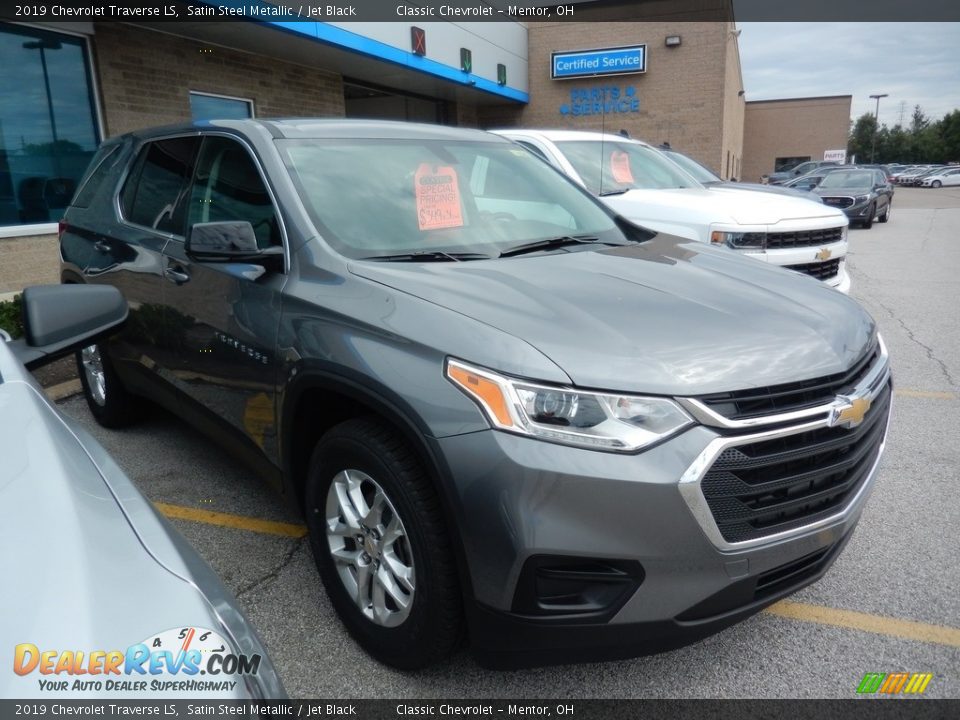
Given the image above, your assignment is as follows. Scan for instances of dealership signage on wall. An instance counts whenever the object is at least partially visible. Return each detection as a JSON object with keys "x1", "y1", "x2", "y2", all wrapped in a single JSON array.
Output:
[
  {"x1": 560, "y1": 86, "x2": 640, "y2": 116},
  {"x1": 551, "y1": 45, "x2": 646, "y2": 80}
]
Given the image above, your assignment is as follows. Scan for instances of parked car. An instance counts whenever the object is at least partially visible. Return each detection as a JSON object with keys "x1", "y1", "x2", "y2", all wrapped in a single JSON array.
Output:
[
  {"x1": 763, "y1": 160, "x2": 839, "y2": 185},
  {"x1": 494, "y1": 129, "x2": 850, "y2": 293},
  {"x1": 782, "y1": 165, "x2": 854, "y2": 191},
  {"x1": 61, "y1": 119, "x2": 890, "y2": 670},
  {"x1": 0, "y1": 284, "x2": 285, "y2": 699},
  {"x1": 919, "y1": 167, "x2": 960, "y2": 187},
  {"x1": 812, "y1": 169, "x2": 894, "y2": 228},
  {"x1": 657, "y1": 146, "x2": 824, "y2": 203}
]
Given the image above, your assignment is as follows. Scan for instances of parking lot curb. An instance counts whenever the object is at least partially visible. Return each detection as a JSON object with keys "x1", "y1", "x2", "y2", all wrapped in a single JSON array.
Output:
[{"x1": 45, "y1": 379, "x2": 82, "y2": 403}]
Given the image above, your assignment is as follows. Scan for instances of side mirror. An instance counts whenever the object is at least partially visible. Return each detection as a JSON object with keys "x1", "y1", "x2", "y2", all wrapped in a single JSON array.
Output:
[
  {"x1": 185, "y1": 221, "x2": 283, "y2": 271},
  {"x1": 9, "y1": 284, "x2": 128, "y2": 370}
]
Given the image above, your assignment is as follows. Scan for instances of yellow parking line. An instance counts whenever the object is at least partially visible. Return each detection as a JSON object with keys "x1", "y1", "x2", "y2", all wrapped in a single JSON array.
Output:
[
  {"x1": 156, "y1": 501, "x2": 960, "y2": 649},
  {"x1": 764, "y1": 601, "x2": 960, "y2": 648},
  {"x1": 154, "y1": 501, "x2": 307, "y2": 539},
  {"x1": 894, "y1": 389, "x2": 957, "y2": 400}
]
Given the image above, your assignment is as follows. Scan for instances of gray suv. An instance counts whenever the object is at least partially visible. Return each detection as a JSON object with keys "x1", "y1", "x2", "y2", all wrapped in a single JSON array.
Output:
[{"x1": 61, "y1": 120, "x2": 891, "y2": 669}]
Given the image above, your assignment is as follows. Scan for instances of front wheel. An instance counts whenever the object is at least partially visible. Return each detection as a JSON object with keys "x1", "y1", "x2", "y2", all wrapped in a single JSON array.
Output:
[
  {"x1": 932, "y1": 180, "x2": 942, "y2": 188},
  {"x1": 304, "y1": 418, "x2": 463, "y2": 669},
  {"x1": 76, "y1": 342, "x2": 142, "y2": 427},
  {"x1": 878, "y1": 202, "x2": 891, "y2": 223},
  {"x1": 861, "y1": 204, "x2": 875, "y2": 229}
]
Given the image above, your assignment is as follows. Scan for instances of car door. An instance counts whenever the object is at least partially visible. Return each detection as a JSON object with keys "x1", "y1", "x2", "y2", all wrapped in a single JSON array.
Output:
[
  {"x1": 944, "y1": 169, "x2": 960, "y2": 187},
  {"x1": 87, "y1": 136, "x2": 200, "y2": 402},
  {"x1": 159, "y1": 134, "x2": 287, "y2": 472}
]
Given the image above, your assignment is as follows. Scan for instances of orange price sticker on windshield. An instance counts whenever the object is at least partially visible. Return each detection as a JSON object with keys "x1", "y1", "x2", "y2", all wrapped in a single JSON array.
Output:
[
  {"x1": 415, "y1": 163, "x2": 464, "y2": 231},
  {"x1": 610, "y1": 150, "x2": 634, "y2": 184}
]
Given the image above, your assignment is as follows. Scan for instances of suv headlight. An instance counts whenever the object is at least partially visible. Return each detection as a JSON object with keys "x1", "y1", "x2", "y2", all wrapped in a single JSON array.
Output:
[
  {"x1": 446, "y1": 359, "x2": 693, "y2": 452},
  {"x1": 854, "y1": 194, "x2": 871, "y2": 203},
  {"x1": 710, "y1": 231, "x2": 765, "y2": 249}
]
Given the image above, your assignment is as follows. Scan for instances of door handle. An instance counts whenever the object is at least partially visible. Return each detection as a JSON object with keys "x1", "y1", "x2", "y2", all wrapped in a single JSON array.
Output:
[
  {"x1": 93, "y1": 239, "x2": 111, "y2": 252},
  {"x1": 164, "y1": 267, "x2": 190, "y2": 285}
]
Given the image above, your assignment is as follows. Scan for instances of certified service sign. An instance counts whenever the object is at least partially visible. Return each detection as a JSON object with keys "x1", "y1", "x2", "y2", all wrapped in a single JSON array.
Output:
[{"x1": 551, "y1": 45, "x2": 646, "y2": 80}]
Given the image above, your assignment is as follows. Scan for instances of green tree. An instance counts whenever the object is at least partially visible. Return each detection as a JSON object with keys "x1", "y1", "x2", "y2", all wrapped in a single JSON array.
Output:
[
  {"x1": 937, "y1": 110, "x2": 960, "y2": 163},
  {"x1": 848, "y1": 113, "x2": 878, "y2": 163}
]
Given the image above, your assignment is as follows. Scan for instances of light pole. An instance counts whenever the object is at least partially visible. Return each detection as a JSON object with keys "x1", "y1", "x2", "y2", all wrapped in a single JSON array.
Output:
[
  {"x1": 22, "y1": 38, "x2": 63, "y2": 146},
  {"x1": 869, "y1": 93, "x2": 888, "y2": 163}
]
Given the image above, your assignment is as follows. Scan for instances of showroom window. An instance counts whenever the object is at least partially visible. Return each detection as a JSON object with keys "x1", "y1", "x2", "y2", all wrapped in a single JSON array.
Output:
[
  {"x1": 774, "y1": 156, "x2": 811, "y2": 172},
  {"x1": 0, "y1": 23, "x2": 100, "y2": 230},
  {"x1": 189, "y1": 92, "x2": 254, "y2": 121}
]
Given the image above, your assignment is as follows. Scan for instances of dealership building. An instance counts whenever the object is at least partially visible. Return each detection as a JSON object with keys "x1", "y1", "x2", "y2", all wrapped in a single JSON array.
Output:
[{"x1": 0, "y1": 13, "x2": 846, "y2": 293}]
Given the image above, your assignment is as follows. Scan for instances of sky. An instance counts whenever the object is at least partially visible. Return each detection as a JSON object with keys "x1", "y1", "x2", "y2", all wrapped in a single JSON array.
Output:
[{"x1": 737, "y1": 23, "x2": 960, "y2": 127}]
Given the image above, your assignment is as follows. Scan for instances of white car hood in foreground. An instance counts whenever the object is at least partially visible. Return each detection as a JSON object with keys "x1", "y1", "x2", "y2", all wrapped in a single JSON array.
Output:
[{"x1": 602, "y1": 187, "x2": 844, "y2": 229}]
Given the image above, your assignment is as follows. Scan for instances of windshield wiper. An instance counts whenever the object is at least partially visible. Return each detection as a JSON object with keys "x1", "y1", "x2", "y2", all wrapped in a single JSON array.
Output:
[
  {"x1": 361, "y1": 251, "x2": 491, "y2": 262},
  {"x1": 499, "y1": 235, "x2": 626, "y2": 258},
  {"x1": 598, "y1": 188, "x2": 631, "y2": 196}
]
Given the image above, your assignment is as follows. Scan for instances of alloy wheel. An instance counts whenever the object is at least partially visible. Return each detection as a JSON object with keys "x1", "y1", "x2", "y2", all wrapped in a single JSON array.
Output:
[
  {"x1": 80, "y1": 344, "x2": 107, "y2": 407},
  {"x1": 325, "y1": 469, "x2": 415, "y2": 627}
]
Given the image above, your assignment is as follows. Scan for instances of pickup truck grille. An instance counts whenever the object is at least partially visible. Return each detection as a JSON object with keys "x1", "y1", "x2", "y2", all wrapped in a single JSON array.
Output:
[
  {"x1": 765, "y1": 227, "x2": 844, "y2": 249},
  {"x1": 786, "y1": 258, "x2": 841, "y2": 281},
  {"x1": 700, "y1": 380, "x2": 891, "y2": 543},
  {"x1": 698, "y1": 339, "x2": 880, "y2": 421}
]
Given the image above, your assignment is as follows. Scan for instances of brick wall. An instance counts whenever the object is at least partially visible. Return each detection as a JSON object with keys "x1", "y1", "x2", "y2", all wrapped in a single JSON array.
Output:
[
  {"x1": 742, "y1": 96, "x2": 853, "y2": 182},
  {"x1": 478, "y1": 22, "x2": 737, "y2": 174},
  {"x1": 0, "y1": 234, "x2": 59, "y2": 293},
  {"x1": 93, "y1": 24, "x2": 345, "y2": 137}
]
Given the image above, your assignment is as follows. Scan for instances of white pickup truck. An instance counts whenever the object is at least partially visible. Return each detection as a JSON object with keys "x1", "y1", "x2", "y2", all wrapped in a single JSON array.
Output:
[{"x1": 494, "y1": 129, "x2": 851, "y2": 293}]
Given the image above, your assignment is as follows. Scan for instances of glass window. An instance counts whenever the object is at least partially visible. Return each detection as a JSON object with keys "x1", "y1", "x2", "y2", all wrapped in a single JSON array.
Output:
[
  {"x1": 72, "y1": 143, "x2": 121, "y2": 208},
  {"x1": 663, "y1": 149, "x2": 721, "y2": 184},
  {"x1": 774, "y1": 156, "x2": 811, "y2": 172},
  {"x1": 515, "y1": 141, "x2": 549, "y2": 163},
  {"x1": 187, "y1": 136, "x2": 280, "y2": 248},
  {"x1": 0, "y1": 23, "x2": 100, "y2": 227},
  {"x1": 121, "y1": 137, "x2": 199, "y2": 235},
  {"x1": 554, "y1": 140, "x2": 700, "y2": 195},
  {"x1": 818, "y1": 170, "x2": 875, "y2": 189},
  {"x1": 278, "y1": 138, "x2": 620, "y2": 260},
  {"x1": 189, "y1": 92, "x2": 254, "y2": 121}
]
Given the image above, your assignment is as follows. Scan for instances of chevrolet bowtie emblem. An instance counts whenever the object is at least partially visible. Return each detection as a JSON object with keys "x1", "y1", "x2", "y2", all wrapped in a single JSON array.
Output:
[
  {"x1": 816, "y1": 247, "x2": 833, "y2": 261},
  {"x1": 829, "y1": 394, "x2": 871, "y2": 428}
]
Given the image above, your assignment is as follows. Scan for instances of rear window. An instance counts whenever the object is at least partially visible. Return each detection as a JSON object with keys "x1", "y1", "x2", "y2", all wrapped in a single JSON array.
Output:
[{"x1": 71, "y1": 144, "x2": 122, "y2": 209}]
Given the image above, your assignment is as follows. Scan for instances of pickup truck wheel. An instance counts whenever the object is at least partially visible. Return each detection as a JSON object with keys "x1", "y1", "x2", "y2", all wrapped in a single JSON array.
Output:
[
  {"x1": 76, "y1": 343, "x2": 141, "y2": 427},
  {"x1": 878, "y1": 202, "x2": 891, "y2": 223},
  {"x1": 305, "y1": 418, "x2": 462, "y2": 669}
]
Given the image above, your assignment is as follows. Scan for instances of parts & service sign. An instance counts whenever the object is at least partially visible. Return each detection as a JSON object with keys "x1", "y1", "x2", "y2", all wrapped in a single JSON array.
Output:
[{"x1": 10, "y1": 627, "x2": 261, "y2": 696}]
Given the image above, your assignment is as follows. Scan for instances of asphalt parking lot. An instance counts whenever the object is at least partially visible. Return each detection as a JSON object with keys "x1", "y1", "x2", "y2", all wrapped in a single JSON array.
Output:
[{"x1": 57, "y1": 186, "x2": 960, "y2": 699}]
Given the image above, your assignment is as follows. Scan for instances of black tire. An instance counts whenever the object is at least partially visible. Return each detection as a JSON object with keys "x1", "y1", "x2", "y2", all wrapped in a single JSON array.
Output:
[
  {"x1": 75, "y1": 342, "x2": 142, "y2": 428},
  {"x1": 932, "y1": 180, "x2": 942, "y2": 188},
  {"x1": 878, "y1": 201, "x2": 891, "y2": 223},
  {"x1": 304, "y1": 417, "x2": 463, "y2": 669},
  {"x1": 861, "y1": 204, "x2": 875, "y2": 229}
]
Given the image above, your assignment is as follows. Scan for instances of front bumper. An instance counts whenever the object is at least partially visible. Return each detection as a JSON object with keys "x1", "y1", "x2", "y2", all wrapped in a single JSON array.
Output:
[{"x1": 433, "y1": 367, "x2": 890, "y2": 667}]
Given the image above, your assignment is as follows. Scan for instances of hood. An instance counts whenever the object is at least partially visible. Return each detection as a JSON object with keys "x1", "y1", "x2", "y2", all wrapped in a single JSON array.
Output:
[
  {"x1": 350, "y1": 236, "x2": 875, "y2": 396},
  {"x1": 0, "y1": 373, "x2": 280, "y2": 699},
  {"x1": 602, "y1": 187, "x2": 841, "y2": 226}
]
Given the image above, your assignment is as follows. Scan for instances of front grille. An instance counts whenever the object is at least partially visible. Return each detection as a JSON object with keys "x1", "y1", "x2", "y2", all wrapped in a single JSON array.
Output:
[
  {"x1": 765, "y1": 226, "x2": 844, "y2": 249},
  {"x1": 698, "y1": 339, "x2": 880, "y2": 421},
  {"x1": 700, "y1": 381, "x2": 890, "y2": 543},
  {"x1": 822, "y1": 196, "x2": 854, "y2": 209},
  {"x1": 786, "y1": 258, "x2": 841, "y2": 281}
]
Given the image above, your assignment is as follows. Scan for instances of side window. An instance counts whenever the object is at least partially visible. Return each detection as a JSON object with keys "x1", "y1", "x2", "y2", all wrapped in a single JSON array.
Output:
[
  {"x1": 120, "y1": 137, "x2": 200, "y2": 235},
  {"x1": 72, "y1": 144, "x2": 122, "y2": 209},
  {"x1": 187, "y1": 136, "x2": 280, "y2": 248}
]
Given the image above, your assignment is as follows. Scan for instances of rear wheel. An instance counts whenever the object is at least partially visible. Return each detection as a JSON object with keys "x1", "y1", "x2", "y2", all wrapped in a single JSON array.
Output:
[
  {"x1": 304, "y1": 417, "x2": 463, "y2": 669},
  {"x1": 76, "y1": 342, "x2": 142, "y2": 427}
]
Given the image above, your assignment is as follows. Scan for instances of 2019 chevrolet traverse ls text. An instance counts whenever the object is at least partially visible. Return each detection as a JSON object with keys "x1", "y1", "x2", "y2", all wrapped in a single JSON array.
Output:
[{"x1": 60, "y1": 120, "x2": 891, "y2": 669}]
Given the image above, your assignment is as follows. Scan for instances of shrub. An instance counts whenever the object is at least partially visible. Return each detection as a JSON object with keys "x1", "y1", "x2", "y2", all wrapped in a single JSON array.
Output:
[{"x1": 0, "y1": 294, "x2": 23, "y2": 339}]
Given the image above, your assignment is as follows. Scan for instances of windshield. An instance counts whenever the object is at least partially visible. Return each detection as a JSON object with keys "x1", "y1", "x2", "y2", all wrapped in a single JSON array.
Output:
[
  {"x1": 278, "y1": 139, "x2": 625, "y2": 259},
  {"x1": 553, "y1": 140, "x2": 701, "y2": 194},
  {"x1": 818, "y1": 170, "x2": 875, "y2": 189},
  {"x1": 663, "y1": 150, "x2": 721, "y2": 184}
]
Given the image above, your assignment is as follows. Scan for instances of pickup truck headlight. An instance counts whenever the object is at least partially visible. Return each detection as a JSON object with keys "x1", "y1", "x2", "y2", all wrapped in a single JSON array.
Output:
[
  {"x1": 446, "y1": 359, "x2": 693, "y2": 452},
  {"x1": 710, "y1": 231, "x2": 765, "y2": 249}
]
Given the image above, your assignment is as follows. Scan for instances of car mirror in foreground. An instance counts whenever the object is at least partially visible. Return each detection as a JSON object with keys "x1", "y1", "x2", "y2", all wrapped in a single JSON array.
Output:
[
  {"x1": 186, "y1": 221, "x2": 284, "y2": 271},
  {"x1": 8, "y1": 284, "x2": 128, "y2": 370}
]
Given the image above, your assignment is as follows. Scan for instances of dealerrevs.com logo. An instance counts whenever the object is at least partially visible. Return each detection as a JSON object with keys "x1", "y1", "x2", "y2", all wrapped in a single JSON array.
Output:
[
  {"x1": 857, "y1": 672, "x2": 934, "y2": 695},
  {"x1": 13, "y1": 627, "x2": 261, "y2": 694}
]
